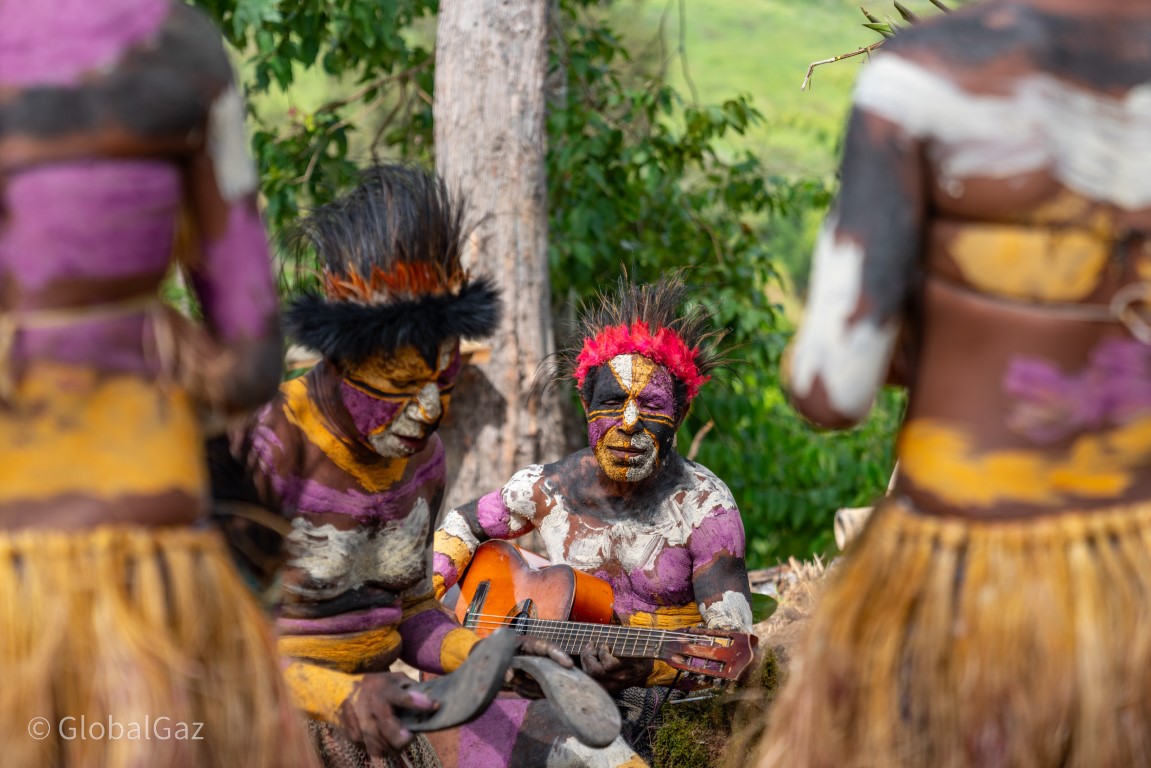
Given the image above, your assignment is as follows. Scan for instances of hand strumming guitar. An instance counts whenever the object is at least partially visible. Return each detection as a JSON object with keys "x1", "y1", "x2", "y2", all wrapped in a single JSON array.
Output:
[{"x1": 580, "y1": 642, "x2": 655, "y2": 694}]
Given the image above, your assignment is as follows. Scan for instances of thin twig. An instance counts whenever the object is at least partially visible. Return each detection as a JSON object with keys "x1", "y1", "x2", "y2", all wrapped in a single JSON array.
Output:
[
  {"x1": 677, "y1": 0, "x2": 699, "y2": 105},
  {"x1": 800, "y1": 40, "x2": 886, "y2": 91},
  {"x1": 686, "y1": 419, "x2": 714, "y2": 461}
]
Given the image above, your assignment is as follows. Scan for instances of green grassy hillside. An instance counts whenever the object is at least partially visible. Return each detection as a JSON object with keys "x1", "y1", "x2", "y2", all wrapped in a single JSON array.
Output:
[{"x1": 624, "y1": 0, "x2": 948, "y2": 176}]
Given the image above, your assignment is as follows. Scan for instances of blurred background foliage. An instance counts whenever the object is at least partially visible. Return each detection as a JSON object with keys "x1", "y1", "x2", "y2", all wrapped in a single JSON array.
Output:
[{"x1": 184, "y1": 0, "x2": 948, "y2": 566}]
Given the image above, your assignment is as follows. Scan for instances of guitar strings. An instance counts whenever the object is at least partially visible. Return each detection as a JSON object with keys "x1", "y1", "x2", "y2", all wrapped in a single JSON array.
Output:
[{"x1": 461, "y1": 612, "x2": 727, "y2": 647}]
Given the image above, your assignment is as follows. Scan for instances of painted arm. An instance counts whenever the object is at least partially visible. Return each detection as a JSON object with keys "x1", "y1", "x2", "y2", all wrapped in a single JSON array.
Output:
[
  {"x1": 785, "y1": 50, "x2": 927, "y2": 429},
  {"x1": 432, "y1": 464, "x2": 544, "y2": 599},
  {"x1": 400, "y1": 479, "x2": 482, "y2": 674},
  {"x1": 643, "y1": 483, "x2": 754, "y2": 688},
  {"x1": 172, "y1": 29, "x2": 283, "y2": 415}
]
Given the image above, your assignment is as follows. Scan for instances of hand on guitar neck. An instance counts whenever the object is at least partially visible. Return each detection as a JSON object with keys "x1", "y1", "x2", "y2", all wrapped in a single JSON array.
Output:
[{"x1": 456, "y1": 540, "x2": 758, "y2": 687}]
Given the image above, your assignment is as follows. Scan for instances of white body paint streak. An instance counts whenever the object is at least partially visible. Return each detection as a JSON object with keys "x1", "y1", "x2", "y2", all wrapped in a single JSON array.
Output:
[
  {"x1": 856, "y1": 54, "x2": 1151, "y2": 209},
  {"x1": 703, "y1": 590, "x2": 754, "y2": 633},
  {"x1": 789, "y1": 221, "x2": 898, "y2": 419},
  {"x1": 207, "y1": 86, "x2": 258, "y2": 202},
  {"x1": 284, "y1": 498, "x2": 430, "y2": 600},
  {"x1": 547, "y1": 735, "x2": 638, "y2": 768},
  {"x1": 551, "y1": 465, "x2": 733, "y2": 574},
  {"x1": 440, "y1": 509, "x2": 480, "y2": 550},
  {"x1": 500, "y1": 464, "x2": 544, "y2": 534}
]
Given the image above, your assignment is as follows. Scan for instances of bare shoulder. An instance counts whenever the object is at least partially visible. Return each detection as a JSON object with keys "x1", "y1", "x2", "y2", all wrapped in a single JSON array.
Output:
[{"x1": 677, "y1": 459, "x2": 738, "y2": 515}]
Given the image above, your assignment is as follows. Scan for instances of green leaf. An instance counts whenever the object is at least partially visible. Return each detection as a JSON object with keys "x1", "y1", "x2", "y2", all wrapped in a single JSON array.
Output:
[{"x1": 751, "y1": 593, "x2": 778, "y2": 624}]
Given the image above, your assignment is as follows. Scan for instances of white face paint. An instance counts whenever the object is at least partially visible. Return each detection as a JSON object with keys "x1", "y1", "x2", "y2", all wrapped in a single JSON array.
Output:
[
  {"x1": 788, "y1": 220, "x2": 898, "y2": 420},
  {"x1": 855, "y1": 53, "x2": 1151, "y2": 209},
  {"x1": 284, "y1": 498, "x2": 431, "y2": 599},
  {"x1": 206, "y1": 86, "x2": 258, "y2": 202}
]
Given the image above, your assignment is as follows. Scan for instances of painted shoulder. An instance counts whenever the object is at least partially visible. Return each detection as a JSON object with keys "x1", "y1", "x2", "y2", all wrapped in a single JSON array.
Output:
[{"x1": 678, "y1": 460, "x2": 739, "y2": 519}]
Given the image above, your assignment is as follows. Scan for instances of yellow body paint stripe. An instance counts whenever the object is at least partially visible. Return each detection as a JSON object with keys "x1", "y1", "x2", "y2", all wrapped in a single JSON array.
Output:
[
  {"x1": 278, "y1": 626, "x2": 401, "y2": 673},
  {"x1": 282, "y1": 377, "x2": 406, "y2": 491},
  {"x1": 0, "y1": 364, "x2": 203, "y2": 501},
  {"x1": 950, "y1": 226, "x2": 1108, "y2": 302},
  {"x1": 283, "y1": 660, "x2": 361, "y2": 723},
  {"x1": 439, "y1": 627, "x2": 482, "y2": 673},
  {"x1": 899, "y1": 417, "x2": 1151, "y2": 507}
]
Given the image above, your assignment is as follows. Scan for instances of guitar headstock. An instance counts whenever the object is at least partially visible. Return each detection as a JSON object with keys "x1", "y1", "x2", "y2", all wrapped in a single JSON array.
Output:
[{"x1": 658, "y1": 627, "x2": 758, "y2": 682}]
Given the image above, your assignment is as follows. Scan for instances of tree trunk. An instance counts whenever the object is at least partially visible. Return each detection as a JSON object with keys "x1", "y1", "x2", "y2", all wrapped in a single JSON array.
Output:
[{"x1": 433, "y1": 0, "x2": 565, "y2": 519}]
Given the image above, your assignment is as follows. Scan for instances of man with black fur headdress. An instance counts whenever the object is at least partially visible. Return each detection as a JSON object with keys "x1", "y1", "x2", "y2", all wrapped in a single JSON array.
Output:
[{"x1": 211, "y1": 165, "x2": 571, "y2": 766}]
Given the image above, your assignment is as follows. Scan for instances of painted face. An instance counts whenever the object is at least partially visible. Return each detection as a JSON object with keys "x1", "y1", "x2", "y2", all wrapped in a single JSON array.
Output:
[
  {"x1": 585, "y1": 354, "x2": 679, "y2": 482},
  {"x1": 340, "y1": 338, "x2": 462, "y2": 457}
]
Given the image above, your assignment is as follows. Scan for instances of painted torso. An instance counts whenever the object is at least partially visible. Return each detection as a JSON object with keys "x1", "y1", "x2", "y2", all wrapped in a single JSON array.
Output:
[
  {"x1": 245, "y1": 363, "x2": 475, "y2": 675},
  {"x1": 0, "y1": 1, "x2": 279, "y2": 530},
  {"x1": 789, "y1": 1, "x2": 1151, "y2": 519},
  {"x1": 437, "y1": 450, "x2": 752, "y2": 632}
]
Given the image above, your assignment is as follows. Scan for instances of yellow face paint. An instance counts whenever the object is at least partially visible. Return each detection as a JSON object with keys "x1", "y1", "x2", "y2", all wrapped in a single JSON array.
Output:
[
  {"x1": 898, "y1": 417, "x2": 1151, "y2": 508},
  {"x1": 950, "y1": 226, "x2": 1108, "y2": 303},
  {"x1": 341, "y1": 340, "x2": 461, "y2": 458}
]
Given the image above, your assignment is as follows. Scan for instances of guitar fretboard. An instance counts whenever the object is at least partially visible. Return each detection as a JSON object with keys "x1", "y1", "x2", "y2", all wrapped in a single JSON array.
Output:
[{"x1": 464, "y1": 613, "x2": 722, "y2": 658}]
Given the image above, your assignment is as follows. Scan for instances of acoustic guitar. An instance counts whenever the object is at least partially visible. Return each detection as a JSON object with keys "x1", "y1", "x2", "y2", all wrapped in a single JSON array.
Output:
[{"x1": 455, "y1": 539, "x2": 757, "y2": 682}]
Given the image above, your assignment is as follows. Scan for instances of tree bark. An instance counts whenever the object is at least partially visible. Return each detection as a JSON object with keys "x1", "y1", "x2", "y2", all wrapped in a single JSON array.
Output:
[{"x1": 433, "y1": 0, "x2": 566, "y2": 516}]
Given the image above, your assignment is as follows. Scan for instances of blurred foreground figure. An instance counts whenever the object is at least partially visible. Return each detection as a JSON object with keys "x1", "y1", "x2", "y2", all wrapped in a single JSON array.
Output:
[
  {"x1": 0, "y1": 1, "x2": 315, "y2": 766},
  {"x1": 758, "y1": 2, "x2": 1151, "y2": 767}
]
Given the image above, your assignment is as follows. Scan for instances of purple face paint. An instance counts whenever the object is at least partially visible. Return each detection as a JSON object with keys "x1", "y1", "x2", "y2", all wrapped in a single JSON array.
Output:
[
  {"x1": 340, "y1": 380, "x2": 404, "y2": 436},
  {"x1": 0, "y1": 0, "x2": 168, "y2": 86},
  {"x1": 0, "y1": 162, "x2": 181, "y2": 291}
]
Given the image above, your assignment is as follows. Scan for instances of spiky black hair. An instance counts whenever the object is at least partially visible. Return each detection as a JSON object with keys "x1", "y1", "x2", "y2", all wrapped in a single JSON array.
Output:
[
  {"x1": 551, "y1": 270, "x2": 730, "y2": 417},
  {"x1": 281, "y1": 164, "x2": 502, "y2": 365}
]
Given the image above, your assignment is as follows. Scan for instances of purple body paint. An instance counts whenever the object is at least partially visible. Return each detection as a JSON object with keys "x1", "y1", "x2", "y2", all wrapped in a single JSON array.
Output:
[
  {"x1": 252, "y1": 427, "x2": 447, "y2": 519},
  {"x1": 690, "y1": 506, "x2": 746, "y2": 562},
  {"x1": 1005, "y1": 338, "x2": 1151, "y2": 443},
  {"x1": 0, "y1": 162, "x2": 180, "y2": 290},
  {"x1": 0, "y1": 0, "x2": 167, "y2": 86},
  {"x1": 193, "y1": 204, "x2": 279, "y2": 341},
  {"x1": 476, "y1": 491, "x2": 514, "y2": 537},
  {"x1": 277, "y1": 604, "x2": 403, "y2": 636},
  {"x1": 398, "y1": 610, "x2": 457, "y2": 673},
  {"x1": 457, "y1": 698, "x2": 530, "y2": 768}
]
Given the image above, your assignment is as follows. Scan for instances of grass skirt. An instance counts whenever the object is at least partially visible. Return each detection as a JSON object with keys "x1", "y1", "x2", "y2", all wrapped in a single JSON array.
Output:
[
  {"x1": 0, "y1": 526, "x2": 317, "y2": 768},
  {"x1": 754, "y1": 497, "x2": 1151, "y2": 768}
]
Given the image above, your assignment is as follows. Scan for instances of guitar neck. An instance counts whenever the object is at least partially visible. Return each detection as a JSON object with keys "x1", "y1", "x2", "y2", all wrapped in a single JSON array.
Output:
[{"x1": 467, "y1": 616, "x2": 710, "y2": 659}]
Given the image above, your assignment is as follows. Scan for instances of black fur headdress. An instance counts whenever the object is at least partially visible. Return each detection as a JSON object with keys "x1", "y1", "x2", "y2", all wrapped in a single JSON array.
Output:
[{"x1": 282, "y1": 164, "x2": 501, "y2": 365}]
